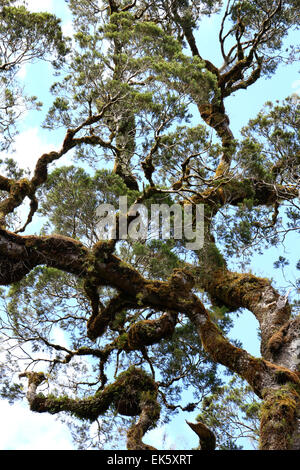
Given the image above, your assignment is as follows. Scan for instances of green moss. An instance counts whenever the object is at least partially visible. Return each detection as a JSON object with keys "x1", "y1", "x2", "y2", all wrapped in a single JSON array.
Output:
[
  {"x1": 111, "y1": 310, "x2": 127, "y2": 330},
  {"x1": 116, "y1": 332, "x2": 129, "y2": 350},
  {"x1": 260, "y1": 386, "x2": 299, "y2": 450},
  {"x1": 108, "y1": 366, "x2": 158, "y2": 416},
  {"x1": 206, "y1": 243, "x2": 226, "y2": 268},
  {"x1": 29, "y1": 366, "x2": 158, "y2": 423},
  {"x1": 136, "y1": 292, "x2": 144, "y2": 305}
]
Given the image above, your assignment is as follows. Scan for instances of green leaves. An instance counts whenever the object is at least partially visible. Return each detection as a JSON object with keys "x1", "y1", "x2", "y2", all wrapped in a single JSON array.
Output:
[
  {"x1": 0, "y1": 2, "x2": 69, "y2": 149},
  {"x1": 152, "y1": 52, "x2": 219, "y2": 104},
  {"x1": 196, "y1": 375, "x2": 261, "y2": 449},
  {"x1": 237, "y1": 96, "x2": 299, "y2": 210},
  {"x1": 0, "y1": 4, "x2": 69, "y2": 70},
  {"x1": 39, "y1": 166, "x2": 137, "y2": 242},
  {"x1": 227, "y1": 0, "x2": 300, "y2": 75}
]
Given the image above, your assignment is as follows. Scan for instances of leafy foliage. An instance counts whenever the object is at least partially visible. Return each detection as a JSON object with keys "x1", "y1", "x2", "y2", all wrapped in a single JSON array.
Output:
[
  {"x1": 0, "y1": 0, "x2": 69, "y2": 150},
  {"x1": 196, "y1": 375, "x2": 261, "y2": 449}
]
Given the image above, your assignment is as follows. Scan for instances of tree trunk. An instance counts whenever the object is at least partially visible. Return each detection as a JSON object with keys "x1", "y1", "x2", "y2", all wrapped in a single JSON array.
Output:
[{"x1": 260, "y1": 318, "x2": 300, "y2": 450}]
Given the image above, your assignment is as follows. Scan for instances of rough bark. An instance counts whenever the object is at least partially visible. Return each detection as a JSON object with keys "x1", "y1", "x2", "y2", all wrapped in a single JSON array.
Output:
[
  {"x1": 4, "y1": 225, "x2": 300, "y2": 449},
  {"x1": 186, "y1": 420, "x2": 216, "y2": 450}
]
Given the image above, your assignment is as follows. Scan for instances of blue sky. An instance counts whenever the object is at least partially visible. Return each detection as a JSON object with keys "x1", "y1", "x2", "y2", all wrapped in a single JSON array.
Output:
[{"x1": 0, "y1": 0, "x2": 299, "y2": 450}]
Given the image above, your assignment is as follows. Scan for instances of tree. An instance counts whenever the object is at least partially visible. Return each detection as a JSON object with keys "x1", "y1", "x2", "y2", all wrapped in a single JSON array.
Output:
[
  {"x1": 0, "y1": 0, "x2": 299, "y2": 451},
  {"x1": 0, "y1": 0, "x2": 69, "y2": 151},
  {"x1": 195, "y1": 375, "x2": 261, "y2": 449}
]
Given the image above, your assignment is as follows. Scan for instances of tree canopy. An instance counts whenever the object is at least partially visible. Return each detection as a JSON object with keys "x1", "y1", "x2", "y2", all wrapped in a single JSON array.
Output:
[{"x1": 0, "y1": 0, "x2": 299, "y2": 451}]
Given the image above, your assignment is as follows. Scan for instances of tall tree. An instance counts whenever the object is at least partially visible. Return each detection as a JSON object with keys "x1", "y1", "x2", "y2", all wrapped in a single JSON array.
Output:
[{"x1": 0, "y1": 0, "x2": 299, "y2": 450}]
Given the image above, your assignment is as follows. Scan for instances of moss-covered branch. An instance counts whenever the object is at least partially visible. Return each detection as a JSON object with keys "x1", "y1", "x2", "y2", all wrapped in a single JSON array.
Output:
[
  {"x1": 127, "y1": 394, "x2": 160, "y2": 450},
  {"x1": 260, "y1": 385, "x2": 300, "y2": 450},
  {"x1": 186, "y1": 420, "x2": 216, "y2": 450},
  {"x1": 196, "y1": 266, "x2": 292, "y2": 359},
  {"x1": 87, "y1": 293, "x2": 137, "y2": 340},
  {"x1": 187, "y1": 305, "x2": 299, "y2": 399},
  {"x1": 197, "y1": 102, "x2": 234, "y2": 178},
  {"x1": 5, "y1": 227, "x2": 300, "y2": 451},
  {"x1": 112, "y1": 312, "x2": 178, "y2": 352},
  {"x1": 190, "y1": 177, "x2": 299, "y2": 209},
  {"x1": 20, "y1": 367, "x2": 158, "y2": 422}
]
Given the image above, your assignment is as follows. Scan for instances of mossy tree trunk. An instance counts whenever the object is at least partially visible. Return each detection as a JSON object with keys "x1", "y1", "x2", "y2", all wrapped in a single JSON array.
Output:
[{"x1": 193, "y1": 262, "x2": 300, "y2": 450}]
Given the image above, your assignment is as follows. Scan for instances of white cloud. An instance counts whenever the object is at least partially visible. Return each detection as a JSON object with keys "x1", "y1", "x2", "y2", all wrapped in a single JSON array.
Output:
[
  {"x1": 146, "y1": 426, "x2": 175, "y2": 450},
  {"x1": 146, "y1": 418, "x2": 199, "y2": 450},
  {"x1": 0, "y1": 325, "x2": 87, "y2": 450},
  {"x1": 52, "y1": 327, "x2": 70, "y2": 349},
  {"x1": 5, "y1": 127, "x2": 74, "y2": 177},
  {"x1": 16, "y1": 64, "x2": 28, "y2": 80},
  {"x1": 292, "y1": 79, "x2": 300, "y2": 95},
  {"x1": 0, "y1": 400, "x2": 74, "y2": 450},
  {"x1": 61, "y1": 19, "x2": 75, "y2": 38},
  {"x1": 10, "y1": 128, "x2": 54, "y2": 174},
  {"x1": 22, "y1": 0, "x2": 54, "y2": 12}
]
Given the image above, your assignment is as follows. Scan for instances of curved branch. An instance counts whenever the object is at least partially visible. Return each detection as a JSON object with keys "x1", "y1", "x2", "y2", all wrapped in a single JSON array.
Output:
[
  {"x1": 190, "y1": 177, "x2": 298, "y2": 210},
  {"x1": 20, "y1": 366, "x2": 158, "y2": 424},
  {"x1": 4, "y1": 229, "x2": 299, "y2": 400},
  {"x1": 127, "y1": 397, "x2": 160, "y2": 450},
  {"x1": 197, "y1": 266, "x2": 292, "y2": 359},
  {"x1": 123, "y1": 311, "x2": 178, "y2": 351},
  {"x1": 87, "y1": 293, "x2": 137, "y2": 340},
  {"x1": 197, "y1": 102, "x2": 234, "y2": 178},
  {"x1": 186, "y1": 420, "x2": 216, "y2": 450},
  {"x1": 187, "y1": 304, "x2": 299, "y2": 399}
]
